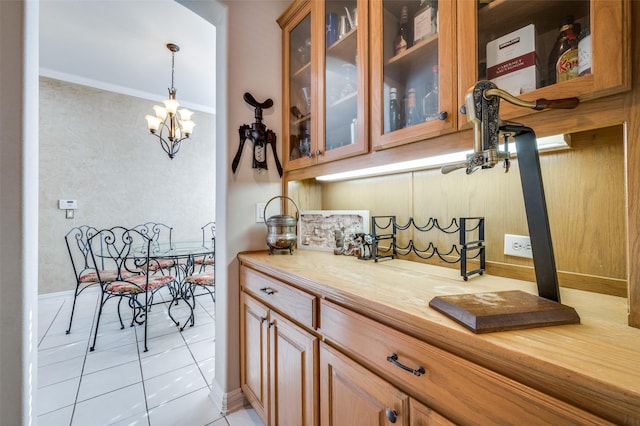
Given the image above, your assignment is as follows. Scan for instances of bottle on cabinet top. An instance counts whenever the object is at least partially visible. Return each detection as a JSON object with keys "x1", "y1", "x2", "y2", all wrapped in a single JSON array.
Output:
[
  {"x1": 405, "y1": 88, "x2": 419, "y2": 127},
  {"x1": 389, "y1": 88, "x2": 402, "y2": 132},
  {"x1": 395, "y1": 5, "x2": 412, "y2": 55},
  {"x1": 547, "y1": 15, "x2": 579, "y2": 85}
]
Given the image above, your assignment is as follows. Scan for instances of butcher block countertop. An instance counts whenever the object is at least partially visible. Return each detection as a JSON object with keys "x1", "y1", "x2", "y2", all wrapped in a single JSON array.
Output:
[{"x1": 238, "y1": 250, "x2": 640, "y2": 424}]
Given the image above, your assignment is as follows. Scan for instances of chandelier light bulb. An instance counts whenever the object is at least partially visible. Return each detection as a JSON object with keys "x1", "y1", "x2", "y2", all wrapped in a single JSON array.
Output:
[
  {"x1": 153, "y1": 105, "x2": 167, "y2": 120},
  {"x1": 145, "y1": 115, "x2": 161, "y2": 132},
  {"x1": 162, "y1": 98, "x2": 180, "y2": 115}
]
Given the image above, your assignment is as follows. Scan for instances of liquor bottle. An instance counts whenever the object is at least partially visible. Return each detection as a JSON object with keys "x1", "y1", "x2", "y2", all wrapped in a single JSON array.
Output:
[
  {"x1": 389, "y1": 88, "x2": 401, "y2": 131},
  {"x1": 547, "y1": 16, "x2": 579, "y2": 85},
  {"x1": 395, "y1": 5, "x2": 412, "y2": 55},
  {"x1": 422, "y1": 65, "x2": 439, "y2": 121},
  {"x1": 405, "y1": 88, "x2": 418, "y2": 127}
]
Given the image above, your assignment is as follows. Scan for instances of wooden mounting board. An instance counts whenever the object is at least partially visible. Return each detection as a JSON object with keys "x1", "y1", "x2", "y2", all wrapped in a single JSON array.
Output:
[{"x1": 429, "y1": 290, "x2": 580, "y2": 333}]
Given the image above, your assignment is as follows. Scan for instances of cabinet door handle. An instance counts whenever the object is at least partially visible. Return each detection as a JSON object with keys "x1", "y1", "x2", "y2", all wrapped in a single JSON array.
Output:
[
  {"x1": 385, "y1": 408, "x2": 398, "y2": 423},
  {"x1": 438, "y1": 111, "x2": 448, "y2": 120},
  {"x1": 315, "y1": 149, "x2": 322, "y2": 156},
  {"x1": 386, "y1": 352, "x2": 425, "y2": 376},
  {"x1": 260, "y1": 316, "x2": 267, "y2": 324},
  {"x1": 260, "y1": 287, "x2": 275, "y2": 295}
]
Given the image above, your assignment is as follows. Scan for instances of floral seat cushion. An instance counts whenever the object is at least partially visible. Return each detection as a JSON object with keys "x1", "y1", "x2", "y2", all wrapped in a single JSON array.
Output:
[
  {"x1": 194, "y1": 256, "x2": 214, "y2": 265},
  {"x1": 184, "y1": 272, "x2": 215, "y2": 286},
  {"x1": 79, "y1": 269, "x2": 136, "y2": 283},
  {"x1": 106, "y1": 275, "x2": 175, "y2": 294},
  {"x1": 146, "y1": 258, "x2": 176, "y2": 271}
]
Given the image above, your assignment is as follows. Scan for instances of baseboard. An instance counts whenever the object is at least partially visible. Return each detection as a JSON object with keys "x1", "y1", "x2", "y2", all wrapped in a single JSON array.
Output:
[{"x1": 209, "y1": 381, "x2": 248, "y2": 416}]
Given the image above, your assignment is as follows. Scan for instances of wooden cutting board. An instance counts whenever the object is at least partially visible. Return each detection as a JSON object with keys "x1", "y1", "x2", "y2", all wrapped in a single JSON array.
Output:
[{"x1": 429, "y1": 290, "x2": 580, "y2": 333}]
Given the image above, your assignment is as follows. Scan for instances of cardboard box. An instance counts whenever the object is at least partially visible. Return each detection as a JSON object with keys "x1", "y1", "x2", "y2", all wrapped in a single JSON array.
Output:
[{"x1": 486, "y1": 24, "x2": 539, "y2": 96}]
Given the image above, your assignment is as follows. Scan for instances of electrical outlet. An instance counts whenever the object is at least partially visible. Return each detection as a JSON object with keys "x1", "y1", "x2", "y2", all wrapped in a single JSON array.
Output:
[
  {"x1": 256, "y1": 202, "x2": 266, "y2": 223},
  {"x1": 504, "y1": 234, "x2": 533, "y2": 258}
]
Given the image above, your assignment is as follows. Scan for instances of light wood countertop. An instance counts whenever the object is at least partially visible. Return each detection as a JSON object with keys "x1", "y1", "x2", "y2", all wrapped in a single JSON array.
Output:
[{"x1": 238, "y1": 250, "x2": 640, "y2": 423}]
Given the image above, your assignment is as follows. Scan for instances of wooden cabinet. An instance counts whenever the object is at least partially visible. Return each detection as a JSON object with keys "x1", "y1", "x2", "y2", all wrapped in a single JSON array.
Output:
[
  {"x1": 320, "y1": 341, "x2": 411, "y2": 426},
  {"x1": 279, "y1": 0, "x2": 630, "y2": 178},
  {"x1": 320, "y1": 299, "x2": 607, "y2": 425},
  {"x1": 320, "y1": 342, "x2": 453, "y2": 426},
  {"x1": 370, "y1": 0, "x2": 458, "y2": 151},
  {"x1": 457, "y1": 0, "x2": 631, "y2": 126},
  {"x1": 238, "y1": 251, "x2": 637, "y2": 424},
  {"x1": 278, "y1": 0, "x2": 369, "y2": 172},
  {"x1": 240, "y1": 267, "x2": 319, "y2": 426}
]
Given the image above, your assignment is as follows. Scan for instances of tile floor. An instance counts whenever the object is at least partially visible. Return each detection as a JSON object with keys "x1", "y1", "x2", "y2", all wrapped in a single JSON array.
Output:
[{"x1": 38, "y1": 286, "x2": 263, "y2": 426}]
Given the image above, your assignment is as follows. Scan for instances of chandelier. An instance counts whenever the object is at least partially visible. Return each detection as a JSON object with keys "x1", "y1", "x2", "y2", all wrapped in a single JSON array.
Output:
[{"x1": 145, "y1": 43, "x2": 195, "y2": 159}]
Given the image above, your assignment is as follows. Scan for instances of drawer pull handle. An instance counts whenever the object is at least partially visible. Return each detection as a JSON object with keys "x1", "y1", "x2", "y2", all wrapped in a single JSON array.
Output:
[
  {"x1": 385, "y1": 408, "x2": 398, "y2": 423},
  {"x1": 260, "y1": 287, "x2": 275, "y2": 295},
  {"x1": 386, "y1": 352, "x2": 425, "y2": 376}
]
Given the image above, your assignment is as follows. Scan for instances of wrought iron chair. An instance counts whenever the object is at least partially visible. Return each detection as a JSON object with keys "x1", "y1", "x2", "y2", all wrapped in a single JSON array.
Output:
[
  {"x1": 181, "y1": 222, "x2": 216, "y2": 327},
  {"x1": 194, "y1": 221, "x2": 215, "y2": 273},
  {"x1": 133, "y1": 222, "x2": 176, "y2": 273},
  {"x1": 87, "y1": 226, "x2": 176, "y2": 352},
  {"x1": 64, "y1": 225, "x2": 100, "y2": 334}
]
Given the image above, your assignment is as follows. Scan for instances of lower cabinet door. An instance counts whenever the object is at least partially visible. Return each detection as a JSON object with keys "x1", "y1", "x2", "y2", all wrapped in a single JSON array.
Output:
[
  {"x1": 240, "y1": 293, "x2": 269, "y2": 423},
  {"x1": 269, "y1": 311, "x2": 318, "y2": 426},
  {"x1": 320, "y1": 342, "x2": 409, "y2": 426},
  {"x1": 410, "y1": 398, "x2": 454, "y2": 426}
]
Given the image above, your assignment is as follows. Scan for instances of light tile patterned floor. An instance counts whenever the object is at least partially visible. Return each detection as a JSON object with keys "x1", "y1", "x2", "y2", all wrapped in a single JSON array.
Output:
[{"x1": 38, "y1": 286, "x2": 263, "y2": 426}]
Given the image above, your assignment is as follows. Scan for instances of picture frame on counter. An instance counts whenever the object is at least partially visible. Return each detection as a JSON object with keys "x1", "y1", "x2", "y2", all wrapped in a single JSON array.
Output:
[{"x1": 298, "y1": 210, "x2": 369, "y2": 252}]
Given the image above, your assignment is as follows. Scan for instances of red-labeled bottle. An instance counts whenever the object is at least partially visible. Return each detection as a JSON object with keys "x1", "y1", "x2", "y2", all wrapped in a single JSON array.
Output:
[{"x1": 547, "y1": 15, "x2": 579, "y2": 85}]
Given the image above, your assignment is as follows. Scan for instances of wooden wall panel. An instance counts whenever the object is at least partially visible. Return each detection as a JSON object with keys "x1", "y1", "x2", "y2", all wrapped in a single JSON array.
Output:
[{"x1": 318, "y1": 126, "x2": 626, "y2": 296}]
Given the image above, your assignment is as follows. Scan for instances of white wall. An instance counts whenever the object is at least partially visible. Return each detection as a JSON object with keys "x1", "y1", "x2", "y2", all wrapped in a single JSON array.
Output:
[
  {"x1": 39, "y1": 77, "x2": 216, "y2": 294},
  {"x1": 0, "y1": 0, "x2": 39, "y2": 423},
  {"x1": 180, "y1": 0, "x2": 288, "y2": 413}
]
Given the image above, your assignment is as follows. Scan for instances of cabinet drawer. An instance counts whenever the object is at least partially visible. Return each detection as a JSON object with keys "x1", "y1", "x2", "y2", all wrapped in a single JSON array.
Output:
[
  {"x1": 320, "y1": 300, "x2": 609, "y2": 425},
  {"x1": 241, "y1": 266, "x2": 317, "y2": 329}
]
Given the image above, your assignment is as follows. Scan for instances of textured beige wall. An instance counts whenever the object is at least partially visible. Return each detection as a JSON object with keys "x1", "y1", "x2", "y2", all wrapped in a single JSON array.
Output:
[{"x1": 39, "y1": 77, "x2": 216, "y2": 294}]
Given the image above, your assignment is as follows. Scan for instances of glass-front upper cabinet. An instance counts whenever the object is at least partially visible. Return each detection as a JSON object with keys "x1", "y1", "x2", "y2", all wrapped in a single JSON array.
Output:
[
  {"x1": 279, "y1": 1, "x2": 316, "y2": 171},
  {"x1": 457, "y1": 0, "x2": 631, "y2": 127},
  {"x1": 316, "y1": 0, "x2": 369, "y2": 163},
  {"x1": 371, "y1": 0, "x2": 456, "y2": 151}
]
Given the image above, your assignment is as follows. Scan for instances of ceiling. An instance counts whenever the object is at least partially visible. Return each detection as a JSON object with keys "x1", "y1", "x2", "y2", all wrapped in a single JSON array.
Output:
[{"x1": 39, "y1": 0, "x2": 216, "y2": 113}]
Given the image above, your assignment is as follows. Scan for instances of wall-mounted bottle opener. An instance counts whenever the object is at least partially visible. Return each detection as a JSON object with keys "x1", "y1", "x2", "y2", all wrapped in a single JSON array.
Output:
[{"x1": 232, "y1": 92, "x2": 282, "y2": 177}]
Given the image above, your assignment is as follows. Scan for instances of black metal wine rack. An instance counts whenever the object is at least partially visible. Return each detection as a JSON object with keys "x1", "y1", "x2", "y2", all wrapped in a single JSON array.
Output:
[{"x1": 371, "y1": 216, "x2": 485, "y2": 280}]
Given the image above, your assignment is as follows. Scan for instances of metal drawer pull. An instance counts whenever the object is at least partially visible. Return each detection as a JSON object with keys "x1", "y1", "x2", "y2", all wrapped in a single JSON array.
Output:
[
  {"x1": 386, "y1": 352, "x2": 425, "y2": 376},
  {"x1": 260, "y1": 287, "x2": 275, "y2": 295},
  {"x1": 385, "y1": 408, "x2": 398, "y2": 423}
]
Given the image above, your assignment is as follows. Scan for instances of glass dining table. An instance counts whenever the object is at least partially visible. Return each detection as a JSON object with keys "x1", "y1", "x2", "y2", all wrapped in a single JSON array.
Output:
[{"x1": 133, "y1": 240, "x2": 215, "y2": 330}]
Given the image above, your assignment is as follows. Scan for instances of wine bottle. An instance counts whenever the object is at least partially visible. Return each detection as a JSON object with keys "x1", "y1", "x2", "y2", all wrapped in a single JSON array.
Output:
[
  {"x1": 389, "y1": 88, "x2": 401, "y2": 131},
  {"x1": 395, "y1": 5, "x2": 412, "y2": 55},
  {"x1": 405, "y1": 88, "x2": 418, "y2": 127}
]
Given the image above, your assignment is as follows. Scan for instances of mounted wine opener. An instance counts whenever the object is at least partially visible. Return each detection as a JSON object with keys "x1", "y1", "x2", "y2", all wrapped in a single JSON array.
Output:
[
  {"x1": 232, "y1": 92, "x2": 283, "y2": 177},
  {"x1": 429, "y1": 81, "x2": 581, "y2": 333}
]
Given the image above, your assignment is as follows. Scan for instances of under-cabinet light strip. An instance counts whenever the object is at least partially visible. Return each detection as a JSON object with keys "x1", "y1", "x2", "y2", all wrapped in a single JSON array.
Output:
[{"x1": 315, "y1": 134, "x2": 567, "y2": 182}]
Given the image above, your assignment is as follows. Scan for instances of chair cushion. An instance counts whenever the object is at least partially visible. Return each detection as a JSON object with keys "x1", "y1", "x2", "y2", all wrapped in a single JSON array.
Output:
[
  {"x1": 106, "y1": 275, "x2": 175, "y2": 294},
  {"x1": 184, "y1": 272, "x2": 215, "y2": 286},
  {"x1": 79, "y1": 269, "x2": 136, "y2": 283},
  {"x1": 194, "y1": 257, "x2": 215, "y2": 265},
  {"x1": 146, "y1": 258, "x2": 176, "y2": 271}
]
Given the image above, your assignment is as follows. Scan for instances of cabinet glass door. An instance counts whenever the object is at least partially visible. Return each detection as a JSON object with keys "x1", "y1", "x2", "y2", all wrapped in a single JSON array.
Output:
[
  {"x1": 319, "y1": 0, "x2": 368, "y2": 162},
  {"x1": 459, "y1": 0, "x2": 629, "y2": 125},
  {"x1": 371, "y1": 0, "x2": 455, "y2": 151},
  {"x1": 287, "y1": 11, "x2": 314, "y2": 167}
]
